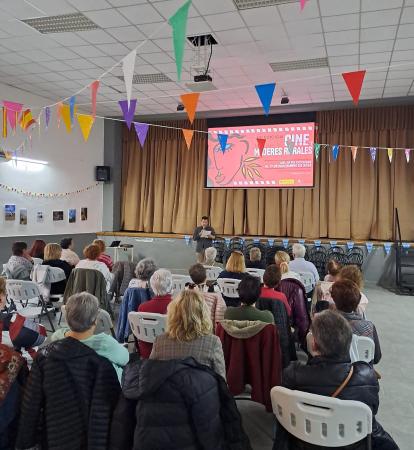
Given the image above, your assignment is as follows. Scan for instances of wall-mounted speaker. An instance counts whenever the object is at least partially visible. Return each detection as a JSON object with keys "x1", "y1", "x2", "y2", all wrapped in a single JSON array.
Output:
[{"x1": 95, "y1": 166, "x2": 110, "y2": 182}]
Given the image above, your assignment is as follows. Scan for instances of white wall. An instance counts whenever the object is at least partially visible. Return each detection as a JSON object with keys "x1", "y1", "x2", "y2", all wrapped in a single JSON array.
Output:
[{"x1": 0, "y1": 83, "x2": 104, "y2": 237}]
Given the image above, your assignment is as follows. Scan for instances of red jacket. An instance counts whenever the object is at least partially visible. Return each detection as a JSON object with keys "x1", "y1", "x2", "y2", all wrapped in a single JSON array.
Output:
[
  {"x1": 216, "y1": 322, "x2": 282, "y2": 412},
  {"x1": 260, "y1": 286, "x2": 291, "y2": 316}
]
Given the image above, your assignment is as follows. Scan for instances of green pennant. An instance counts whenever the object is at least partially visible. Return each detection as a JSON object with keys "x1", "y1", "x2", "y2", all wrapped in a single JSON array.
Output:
[
  {"x1": 168, "y1": 0, "x2": 191, "y2": 81},
  {"x1": 314, "y1": 143, "x2": 321, "y2": 160}
]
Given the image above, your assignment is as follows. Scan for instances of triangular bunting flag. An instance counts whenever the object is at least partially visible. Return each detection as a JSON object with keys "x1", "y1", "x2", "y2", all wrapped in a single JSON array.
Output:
[
  {"x1": 225, "y1": 238, "x2": 231, "y2": 246},
  {"x1": 255, "y1": 83, "x2": 276, "y2": 116},
  {"x1": 180, "y1": 92, "x2": 200, "y2": 124},
  {"x1": 402, "y1": 242, "x2": 411, "y2": 250},
  {"x1": 314, "y1": 143, "x2": 321, "y2": 160},
  {"x1": 351, "y1": 146, "x2": 358, "y2": 162},
  {"x1": 346, "y1": 241, "x2": 354, "y2": 250},
  {"x1": 218, "y1": 133, "x2": 228, "y2": 153},
  {"x1": 2, "y1": 107, "x2": 7, "y2": 138},
  {"x1": 61, "y1": 104, "x2": 74, "y2": 133},
  {"x1": 282, "y1": 238, "x2": 289, "y2": 248},
  {"x1": 77, "y1": 114, "x2": 94, "y2": 142},
  {"x1": 314, "y1": 240, "x2": 321, "y2": 247},
  {"x1": 168, "y1": 0, "x2": 191, "y2": 81},
  {"x1": 330, "y1": 241, "x2": 337, "y2": 247},
  {"x1": 118, "y1": 99, "x2": 137, "y2": 129},
  {"x1": 3, "y1": 101, "x2": 23, "y2": 130},
  {"x1": 57, "y1": 102, "x2": 63, "y2": 128},
  {"x1": 405, "y1": 149, "x2": 411, "y2": 163},
  {"x1": 122, "y1": 50, "x2": 136, "y2": 106},
  {"x1": 45, "y1": 106, "x2": 50, "y2": 130},
  {"x1": 332, "y1": 144, "x2": 339, "y2": 161},
  {"x1": 20, "y1": 109, "x2": 36, "y2": 131},
  {"x1": 69, "y1": 96, "x2": 76, "y2": 126},
  {"x1": 257, "y1": 138, "x2": 266, "y2": 156},
  {"x1": 182, "y1": 128, "x2": 194, "y2": 149},
  {"x1": 384, "y1": 242, "x2": 392, "y2": 255},
  {"x1": 366, "y1": 242, "x2": 373, "y2": 254},
  {"x1": 90, "y1": 80, "x2": 99, "y2": 118},
  {"x1": 134, "y1": 122, "x2": 150, "y2": 148},
  {"x1": 342, "y1": 70, "x2": 366, "y2": 105},
  {"x1": 184, "y1": 235, "x2": 191, "y2": 245},
  {"x1": 298, "y1": 239, "x2": 305, "y2": 245},
  {"x1": 387, "y1": 148, "x2": 393, "y2": 163},
  {"x1": 300, "y1": 0, "x2": 308, "y2": 10},
  {"x1": 370, "y1": 147, "x2": 377, "y2": 163},
  {"x1": 268, "y1": 238, "x2": 274, "y2": 246}
]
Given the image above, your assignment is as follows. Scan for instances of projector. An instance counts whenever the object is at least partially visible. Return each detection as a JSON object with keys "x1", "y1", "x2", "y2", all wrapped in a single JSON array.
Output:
[
  {"x1": 177, "y1": 103, "x2": 185, "y2": 111},
  {"x1": 281, "y1": 96, "x2": 290, "y2": 104},
  {"x1": 194, "y1": 74, "x2": 212, "y2": 83}
]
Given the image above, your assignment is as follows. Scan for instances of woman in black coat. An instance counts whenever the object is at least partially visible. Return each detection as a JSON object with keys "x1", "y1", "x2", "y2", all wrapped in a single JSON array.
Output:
[
  {"x1": 110, "y1": 356, "x2": 251, "y2": 450},
  {"x1": 42, "y1": 243, "x2": 73, "y2": 295}
]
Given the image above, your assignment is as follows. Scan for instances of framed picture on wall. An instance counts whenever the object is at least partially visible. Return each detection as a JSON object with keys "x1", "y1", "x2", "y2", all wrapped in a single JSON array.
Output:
[
  {"x1": 68, "y1": 208, "x2": 76, "y2": 223},
  {"x1": 37, "y1": 211, "x2": 44, "y2": 222},
  {"x1": 19, "y1": 209, "x2": 27, "y2": 225},
  {"x1": 53, "y1": 210, "x2": 64, "y2": 221},
  {"x1": 4, "y1": 204, "x2": 16, "y2": 221},
  {"x1": 81, "y1": 207, "x2": 88, "y2": 221}
]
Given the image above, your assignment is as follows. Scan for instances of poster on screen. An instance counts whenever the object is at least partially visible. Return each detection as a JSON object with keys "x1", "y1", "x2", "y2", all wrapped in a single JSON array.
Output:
[{"x1": 4, "y1": 204, "x2": 16, "y2": 221}]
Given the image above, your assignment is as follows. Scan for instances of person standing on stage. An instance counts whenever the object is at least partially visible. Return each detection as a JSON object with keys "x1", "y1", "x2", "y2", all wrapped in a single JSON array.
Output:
[{"x1": 192, "y1": 216, "x2": 216, "y2": 263}]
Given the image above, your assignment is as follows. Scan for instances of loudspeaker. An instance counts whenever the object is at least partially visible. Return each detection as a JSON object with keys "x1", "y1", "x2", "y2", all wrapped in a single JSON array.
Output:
[{"x1": 95, "y1": 166, "x2": 110, "y2": 182}]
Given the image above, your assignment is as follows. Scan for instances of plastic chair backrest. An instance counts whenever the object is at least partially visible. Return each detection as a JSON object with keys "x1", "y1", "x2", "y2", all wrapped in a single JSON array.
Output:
[
  {"x1": 2, "y1": 263, "x2": 12, "y2": 279},
  {"x1": 271, "y1": 386, "x2": 372, "y2": 447},
  {"x1": 171, "y1": 274, "x2": 192, "y2": 294},
  {"x1": 217, "y1": 278, "x2": 241, "y2": 298},
  {"x1": 61, "y1": 306, "x2": 113, "y2": 335},
  {"x1": 128, "y1": 311, "x2": 166, "y2": 343},
  {"x1": 298, "y1": 271, "x2": 315, "y2": 294},
  {"x1": 350, "y1": 335, "x2": 375, "y2": 363},
  {"x1": 6, "y1": 280, "x2": 41, "y2": 302},
  {"x1": 47, "y1": 266, "x2": 66, "y2": 283},
  {"x1": 246, "y1": 268, "x2": 265, "y2": 281},
  {"x1": 32, "y1": 257, "x2": 43, "y2": 265},
  {"x1": 204, "y1": 266, "x2": 222, "y2": 281}
]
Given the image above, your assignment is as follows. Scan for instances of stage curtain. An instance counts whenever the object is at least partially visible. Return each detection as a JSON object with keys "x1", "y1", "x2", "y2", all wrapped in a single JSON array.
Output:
[{"x1": 121, "y1": 107, "x2": 414, "y2": 240}]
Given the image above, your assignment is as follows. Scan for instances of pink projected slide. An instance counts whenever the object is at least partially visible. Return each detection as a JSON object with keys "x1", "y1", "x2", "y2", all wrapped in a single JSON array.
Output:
[{"x1": 206, "y1": 122, "x2": 315, "y2": 188}]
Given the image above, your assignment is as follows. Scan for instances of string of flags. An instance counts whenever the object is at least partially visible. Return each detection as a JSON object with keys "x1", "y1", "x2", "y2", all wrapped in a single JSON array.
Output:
[{"x1": 0, "y1": 182, "x2": 100, "y2": 198}]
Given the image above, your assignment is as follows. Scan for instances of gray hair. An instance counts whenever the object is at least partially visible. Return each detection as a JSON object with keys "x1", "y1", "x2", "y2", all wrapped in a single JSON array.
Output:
[
  {"x1": 135, "y1": 257, "x2": 157, "y2": 281},
  {"x1": 65, "y1": 292, "x2": 99, "y2": 333},
  {"x1": 249, "y1": 247, "x2": 261, "y2": 262},
  {"x1": 150, "y1": 269, "x2": 173, "y2": 296},
  {"x1": 204, "y1": 247, "x2": 217, "y2": 264},
  {"x1": 311, "y1": 310, "x2": 352, "y2": 358},
  {"x1": 292, "y1": 243, "x2": 306, "y2": 258}
]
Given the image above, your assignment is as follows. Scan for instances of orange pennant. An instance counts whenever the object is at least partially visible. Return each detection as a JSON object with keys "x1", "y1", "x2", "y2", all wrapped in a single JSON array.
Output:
[
  {"x1": 20, "y1": 109, "x2": 36, "y2": 130},
  {"x1": 180, "y1": 93, "x2": 200, "y2": 124},
  {"x1": 2, "y1": 107, "x2": 6, "y2": 138},
  {"x1": 77, "y1": 114, "x2": 95, "y2": 142},
  {"x1": 182, "y1": 128, "x2": 194, "y2": 149}
]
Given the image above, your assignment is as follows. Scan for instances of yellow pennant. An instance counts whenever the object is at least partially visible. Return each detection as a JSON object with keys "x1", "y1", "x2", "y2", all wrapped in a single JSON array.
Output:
[
  {"x1": 2, "y1": 107, "x2": 6, "y2": 138},
  {"x1": 77, "y1": 114, "x2": 95, "y2": 142},
  {"x1": 387, "y1": 148, "x2": 393, "y2": 163},
  {"x1": 61, "y1": 104, "x2": 76, "y2": 133}
]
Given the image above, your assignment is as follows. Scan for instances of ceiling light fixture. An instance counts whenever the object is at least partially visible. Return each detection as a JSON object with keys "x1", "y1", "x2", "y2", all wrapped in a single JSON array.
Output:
[
  {"x1": 116, "y1": 73, "x2": 173, "y2": 84},
  {"x1": 21, "y1": 12, "x2": 98, "y2": 34},
  {"x1": 270, "y1": 57, "x2": 329, "y2": 72},
  {"x1": 233, "y1": 0, "x2": 296, "y2": 10}
]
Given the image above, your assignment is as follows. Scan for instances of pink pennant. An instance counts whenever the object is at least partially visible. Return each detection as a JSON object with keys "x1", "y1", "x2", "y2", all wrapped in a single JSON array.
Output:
[
  {"x1": 3, "y1": 101, "x2": 23, "y2": 130},
  {"x1": 300, "y1": 0, "x2": 308, "y2": 10},
  {"x1": 90, "y1": 80, "x2": 99, "y2": 118},
  {"x1": 405, "y1": 149, "x2": 411, "y2": 163}
]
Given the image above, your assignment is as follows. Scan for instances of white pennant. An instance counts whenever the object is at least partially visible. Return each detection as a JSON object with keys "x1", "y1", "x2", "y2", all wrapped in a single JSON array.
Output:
[{"x1": 122, "y1": 49, "x2": 137, "y2": 106}]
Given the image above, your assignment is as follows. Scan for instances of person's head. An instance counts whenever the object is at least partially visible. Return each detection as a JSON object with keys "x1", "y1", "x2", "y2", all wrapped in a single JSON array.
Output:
[
  {"x1": 12, "y1": 241, "x2": 28, "y2": 257},
  {"x1": 204, "y1": 247, "x2": 217, "y2": 264},
  {"x1": 65, "y1": 292, "x2": 99, "y2": 333},
  {"x1": 92, "y1": 239, "x2": 106, "y2": 255},
  {"x1": 201, "y1": 215, "x2": 209, "y2": 227},
  {"x1": 83, "y1": 244, "x2": 100, "y2": 261},
  {"x1": 263, "y1": 264, "x2": 282, "y2": 288},
  {"x1": 310, "y1": 310, "x2": 352, "y2": 359},
  {"x1": 167, "y1": 289, "x2": 212, "y2": 342},
  {"x1": 249, "y1": 247, "x2": 261, "y2": 262},
  {"x1": 60, "y1": 237, "x2": 73, "y2": 250},
  {"x1": 238, "y1": 274, "x2": 261, "y2": 306},
  {"x1": 225, "y1": 251, "x2": 246, "y2": 273},
  {"x1": 275, "y1": 250, "x2": 290, "y2": 274},
  {"x1": 189, "y1": 263, "x2": 207, "y2": 285},
  {"x1": 331, "y1": 279, "x2": 361, "y2": 313},
  {"x1": 0, "y1": 277, "x2": 6, "y2": 309},
  {"x1": 150, "y1": 269, "x2": 173, "y2": 296},
  {"x1": 326, "y1": 259, "x2": 342, "y2": 278},
  {"x1": 338, "y1": 265, "x2": 364, "y2": 289},
  {"x1": 29, "y1": 240, "x2": 46, "y2": 258},
  {"x1": 135, "y1": 258, "x2": 157, "y2": 281},
  {"x1": 44, "y1": 243, "x2": 62, "y2": 261},
  {"x1": 292, "y1": 243, "x2": 306, "y2": 259}
]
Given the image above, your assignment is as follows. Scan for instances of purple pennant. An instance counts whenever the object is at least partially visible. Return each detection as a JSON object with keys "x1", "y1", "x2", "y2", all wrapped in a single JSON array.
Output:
[
  {"x1": 118, "y1": 99, "x2": 137, "y2": 129},
  {"x1": 218, "y1": 133, "x2": 228, "y2": 153},
  {"x1": 45, "y1": 106, "x2": 51, "y2": 129},
  {"x1": 370, "y1": 147, "x2": 377, "y2": 163},
  {"x1": 134, "y1": 122, "x2": 149, "y2": 148}
]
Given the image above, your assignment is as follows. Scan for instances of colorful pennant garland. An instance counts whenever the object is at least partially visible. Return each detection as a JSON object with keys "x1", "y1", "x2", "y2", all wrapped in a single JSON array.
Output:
[
  {"x1": 255, "y1": 83, "x2": 276, "y2": 116},
  {"x1": 0, "y1": 182, "x2": 100, "y2": 198},
  {"x1": 77, "y1": 114, "x2": 95, "y2": 142},
  {"x1": 134, "y1": 122, "x2": 150, "y2": 148},
  {"x1": 122, "y1": 50, "x2": 137, "y2": 106},
  {"x1": 314, "y1": 143, "x2": 321, "y2": 160},
  {"x1": 118, "y1": 99, "x2": 137, "y2": 129},
  {"x1": 168, "y1": 0, "x2": 191, "y2": 81}
]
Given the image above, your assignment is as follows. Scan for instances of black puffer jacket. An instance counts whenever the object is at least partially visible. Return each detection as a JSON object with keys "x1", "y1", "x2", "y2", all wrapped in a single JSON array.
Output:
[
  {"x1": 276, "y1": 357, "x2": 399, "y2": 450},
  {"x1": 110, "y1": 357, "x2": 252, "y2": 450},
  {"x1": 16, "y1": 337, "x2": 120, "y2": 450}
]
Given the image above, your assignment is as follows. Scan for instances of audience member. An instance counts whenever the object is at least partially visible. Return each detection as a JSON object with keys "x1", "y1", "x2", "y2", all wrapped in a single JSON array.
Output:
[
  {"x1": 289, "y1": 243, "x2": 320, "y2": 284},
  {"x1": 274, "y1": 251, "x2": 301, "y2": 281},
  {"x1": 224, "y1": 275, "x2": 274, "y2": 324},
  {"x1": 331, "y1": 280, "x2": 381, "y2": 364},
  {"x1": 338, "y1": 265, "x2": 368, "y2": 314},
  {"x1": 280, "y1": 310, "x2": 397, "y2": 450},
  {"x1": 128, "y1": 257, "x2": 157, "y2": 289},
  {"x1": 51, "y1": 292, "x2": 128, "y2": 382},
  {"x1": 217, "y1": 251, "x2": 247, "y2": 306},
  {"x1": 150, "y1": 289, "x2": 226, "y2": 379},
  {"x1": 28, "y1": 239, "x2": 46, "y2": 260},
  {"x1": 261, "y1": 264, "x2": 291, "y2": 316},
  {"x1": 93, "y1": 239, "x2": 113, "y2": 271},
  {"x1": 137, "y1": 269, "x2": 173, "y2": 358},
  {"x1": 204, "y1": 246, "x2": 219, "y2": 266},
  {"x1": 6, "y1": 241, "x2": 33, "y2": 280},
  {"x1": 246, "y1": 247, "x2": 265, "y2": 269},
  {"x1": 188, "y1": 263, "x2": 226, "y2": 327},
  {"x1": 42, "y1": 243, "x2": 72, "y2": 295},
  {"x1": 324, "y1": 259, "x2": 342, "y2": 282},
  {"x1": 60, "y1": 237, "x2": 80, "y2": 267},
  {"x1": 76, "y1": 244, "x2": 113, "y2": 289}
]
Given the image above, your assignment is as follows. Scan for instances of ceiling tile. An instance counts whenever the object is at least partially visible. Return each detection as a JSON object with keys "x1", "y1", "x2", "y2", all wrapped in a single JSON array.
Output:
[
  {"x1": 63, "y1": 70, "x2": 92, "y2": 80},
  {"x1": 397, "y1": 23, "x2": 414, "y2": 38},
  {"x1": 19, "y1": 49, "x2": 55, "y2": 62},
  {"x1": 43, "y1": 47, "x2": 80, "y2": 60},
  {"x1": 141, "y1": 52, "x2": 173, "y2": 64},
  {"x1": 151, "y1": 0, "x2": 199, "y2": 20},
  {"x1": 361, "y1": 9, "x2": 401, "y2": 28},
  {"x1": 394, "y1": 37, "x2": 414, "y2": 51},
  {"x1": 319, "y1": 0, "x2": 360, "y2": 16},
  {"x1": 66, "y1": 58, "x2": 98, "y2": 69},
  {"x1": 360, "y1": 40, "x2": 394, "y2": 53},
  {"x1": 40, "y1": 60, "x2": 74, "y2": 71},
  {"x1": 76, "y1": 30, "x2": 117, "y2": 44},
  {"x1": 186, "y1": 16, "x2": 211, "y2": 35},
  {"x1": 387, "y1": 68, "x2": 414, "y2": 79},
  {"x1": 204, "y1": 11, "x2": 245, "y2": 31},
  {"x1": 359, "y1": 52, "x2": 391, "y2": 64},
  {"x1": 29, "y1": 0, "x2": 77, "y2": 15},
  {"x1": 327, "y1": 43, "x2": 359, "y2": 57},
  {"x1": 325, "y1": 29, "x2": 359, "y2": 46},
  {"x1": 37, "y1": 72, "x2": 68, "y2": 82},
  {"x1": 278, "y1": 2, "x2": 319, "y2": 21},
  {"x1": 361, "y1": 26, "x2": 397, "y2": 42},
  {"x1": 322, "y1": 14, "x2": 359, "y2": 32},
  {"x1": 215, "y1": 28, "x2": 253, "y2": 46},
  {"x1": 0, "y1": 0, "x2": 44, "y2": 19},
  {"x1": 286, "y1": 18, "x2": 323, "y2": 36},
  {"x1": 96, "y1": 42, "x2": 130, "y2": 56},
  {"x1": 49, "y1": 33, "x2": 88, "y2": 47},
  {"x1": 117, "y1": 4, "x2": 164, "y2": 25},
  {"x1": 71, "y1": 45, "x2": 106, "y2": 57},
  {"x1": 191, "y1": 0, "x2": 236, "y2": 15},
  {"x1": 328, "y1": 54, "x2": 359, "y2": 67},
  {"x1": 362, "y1": 0, "x2": 403, "y2": 11},
  {"x1": 0, "y1": 52, "x2": 29, "y2": 64},
  {"x1": 401, "y1": 7, "x2": 414, "y2": 23},
  {"x1": 391, "y1": 49, "x2": 414, "y2": 61},
  {"x1": 106, "y1": 25, "x2": 145, "y2": 41},
  {"x1": 125, "y1": 40, "x2": 163, "y2": 53},
  {"x1": 385, "y1": 78, "x2": 413, "y2": 87},
  {"x1": 89, "y1": 56, "x2": 118, "y2": 68},
  {"x1": 84, "y1": 9, "x2": 130, "y2": 28},
  {"x1": 67, "y1": 0, "x2": 112, "y2": 11}
]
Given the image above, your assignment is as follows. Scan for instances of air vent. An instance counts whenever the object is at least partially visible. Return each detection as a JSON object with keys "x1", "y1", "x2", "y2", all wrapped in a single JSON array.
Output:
[
  {"x1": 21, "y1": 12, "x2": 99, "y2": 34},
  {"x1": 270, "y1": 57, "x2": 329, "y2": 72},
  {"x1": 116, "y1": 73, "x2": 173, "y2": 84},
  {"x1": 233, "y1": 0, "x2": 296, "y2": 10},
  {"x1": 187, "y1": 34, "x2": 218, "y2": 47}
]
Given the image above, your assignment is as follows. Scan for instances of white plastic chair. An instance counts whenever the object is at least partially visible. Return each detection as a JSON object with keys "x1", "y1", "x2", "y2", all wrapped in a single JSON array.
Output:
[
  {"x1": 298, "y1": 271, "x2": 315, "y2": 294},
  {"x1": 271, "y1": 386, "x2": 372, "y2": 448},
  {"x1": 171, "y1": 274, "x2": 192, "y2": 295},
  {"x1": 204, "y1": 265, "x2": 222, "y2": 281},
  {"x1": 245, "y1": 268, "x2": 265, "y2": 281},
  {"x1": 350, "y1": 335, "x2": 375, "y2": 363},
  {"x1": 32, "y1": 257, "x2": 43, "y2": 265},
  {"x1": 128, "y1": 311, "x2": 166, "y2": 343},
  {"x1": 217, "y1": 278, "x2": 241, "y2": 298}
]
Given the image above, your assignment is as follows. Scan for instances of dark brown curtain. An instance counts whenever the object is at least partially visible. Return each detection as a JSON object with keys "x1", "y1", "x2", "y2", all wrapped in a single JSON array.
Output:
[{"x1": 121, "y1": 107, "x2": 414, "y2": 240}]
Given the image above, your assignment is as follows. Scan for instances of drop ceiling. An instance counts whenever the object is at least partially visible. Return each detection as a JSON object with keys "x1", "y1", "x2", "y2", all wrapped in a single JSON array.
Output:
[{"x1": 0, "y1": 0, "x2": 413, "y2": 118}]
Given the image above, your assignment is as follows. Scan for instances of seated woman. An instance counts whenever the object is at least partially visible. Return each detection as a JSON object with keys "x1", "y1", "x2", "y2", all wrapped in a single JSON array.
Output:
[
  {"x1": 204, "y1": 246, "x2": 220, "y2": 267},
  {"x1": 76, "y1": 244, "x2": 113, "y2": 291},
  {"x1": 217, "y1": 251, "x2": 247, "y2": 307},
  {"x1": 338, "y1": 264, "x2": 368, "y2": 315},
  {"x1": 261, "y1": 264, "x2": 291, "y2": 316},
  {"x1": 128, "y1": 257, "x2": 157, "y2": 289},
  {"x1": 246, "y1": 247, "x2": 265, "y2": 269},
  {"x1": 28, "y1": 239, "x2": 46, "y2": 260},
  {"x1": 280, "y1": 310, "x2": 397, "y2": 450},
  {"x1": 224, "y1": 275, "x2": 274, "y2": 324},
  {"x1": 51, "y1": 292, "x2": 128, "y2": 382},
  {"x1": 42, "y1": 243, "x2": 72, "y2": 295},
  {"x1": 331, "y1": 280, "x2": 381, "y2": 364},
  {"x1": 324, "y1": 259, "x2": 342, "y2": 282},
  {"x1": 311, "y1": 259, "x2": 342, "y2": 313},
  {"x1": 274, "y1": 251, "x2": 302, "y2": 281},
  {"x1": 150, "y1": 288, "x2": 226, "y2": 379},
  {"x1": 60, "y1": 237, "x2": 80, "y2": 267},
  {"x1": 93, "y1": 239, "x2": 113, "y2": 272},
  {"x1": 6, "y1": 241, "x2": 33, "y2": 280},
  {"x1": 188, "y1": 264, "x2": 226, "y2": 327}
]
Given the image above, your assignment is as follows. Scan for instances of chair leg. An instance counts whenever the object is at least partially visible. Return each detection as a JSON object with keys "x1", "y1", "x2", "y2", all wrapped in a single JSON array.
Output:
[{"x1": 39, "y1": 295, "x2": 55, "y2": 332}]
